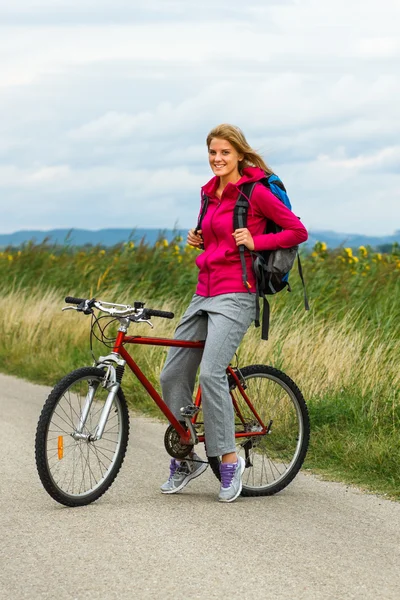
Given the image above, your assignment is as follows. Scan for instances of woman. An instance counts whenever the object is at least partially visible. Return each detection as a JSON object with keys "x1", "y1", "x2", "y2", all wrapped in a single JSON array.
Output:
[{"x1": 160, "y1": 124, "x2": 308, "y2": 502}]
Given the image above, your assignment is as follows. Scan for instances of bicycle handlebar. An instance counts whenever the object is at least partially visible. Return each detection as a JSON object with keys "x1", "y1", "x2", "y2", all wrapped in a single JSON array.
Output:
[{"x1": 64, "y1": 296, "x2": 175, "y2": 320}]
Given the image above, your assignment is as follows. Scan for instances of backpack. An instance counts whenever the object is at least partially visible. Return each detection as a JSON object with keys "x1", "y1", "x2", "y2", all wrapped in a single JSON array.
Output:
[{"x1": 196, "y1": 173, "x2": 309, "y2": 340}]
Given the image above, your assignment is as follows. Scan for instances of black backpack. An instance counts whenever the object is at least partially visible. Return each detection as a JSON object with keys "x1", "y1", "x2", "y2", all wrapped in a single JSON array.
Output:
[{"x1": 196, "y1": 174, "x2": 309, "y2": 339}]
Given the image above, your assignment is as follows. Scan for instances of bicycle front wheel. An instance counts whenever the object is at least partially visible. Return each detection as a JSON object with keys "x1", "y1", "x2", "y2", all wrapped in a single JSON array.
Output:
[
  {"x1": 208, "y1": 365, "x2": 310, "y2": 496},
  {"x1": 35, "y1": 367, "x2": 129, "y2": 507}
]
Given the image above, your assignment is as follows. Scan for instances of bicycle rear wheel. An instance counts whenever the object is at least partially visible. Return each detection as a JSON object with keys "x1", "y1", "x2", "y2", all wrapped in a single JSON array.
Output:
[
  {"x1": 35, "y1": 367, "x2": 129, "y2": 507},
  {"x1": 208, "y1": 365, "x2": 310, "y2": 496}
]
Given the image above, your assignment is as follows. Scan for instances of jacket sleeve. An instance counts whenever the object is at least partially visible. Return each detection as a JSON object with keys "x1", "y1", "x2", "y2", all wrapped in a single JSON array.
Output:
[{"x1": 251, "y1": 185, "x2": 308, "y2": 251}]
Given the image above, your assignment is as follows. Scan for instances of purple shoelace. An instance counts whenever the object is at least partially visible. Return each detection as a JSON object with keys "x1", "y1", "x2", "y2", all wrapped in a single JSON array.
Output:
[{"x1": 220, "y1": 462, "x2": 238, "y2": 489}]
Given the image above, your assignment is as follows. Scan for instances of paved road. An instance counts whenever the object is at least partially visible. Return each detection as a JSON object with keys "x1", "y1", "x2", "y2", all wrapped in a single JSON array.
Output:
[{"x1": 0, "y1": 373, "x2": 399, "y2": 600}]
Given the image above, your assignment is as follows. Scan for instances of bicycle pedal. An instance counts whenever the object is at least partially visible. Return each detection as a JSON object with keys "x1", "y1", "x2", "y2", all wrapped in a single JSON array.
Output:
[{"x1": 180, "y1": 404, "x2": 200, "y2": 418}]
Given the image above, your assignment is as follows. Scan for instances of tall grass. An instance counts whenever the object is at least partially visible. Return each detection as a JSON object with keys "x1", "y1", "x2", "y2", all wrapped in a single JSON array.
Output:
[{"x1": 0, "y1": 239, "x2": 399, "y2": 497}]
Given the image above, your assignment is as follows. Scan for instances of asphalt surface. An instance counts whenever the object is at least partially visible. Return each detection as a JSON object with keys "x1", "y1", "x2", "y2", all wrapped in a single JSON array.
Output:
[{"x1": 0, "y1": 372, "x2": 399, "y2": 600}]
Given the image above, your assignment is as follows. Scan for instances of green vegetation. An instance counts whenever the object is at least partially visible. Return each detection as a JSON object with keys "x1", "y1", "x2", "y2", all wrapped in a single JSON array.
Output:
[{"x1": 1, "y1": 238, "x2": 399, "y2": 498}]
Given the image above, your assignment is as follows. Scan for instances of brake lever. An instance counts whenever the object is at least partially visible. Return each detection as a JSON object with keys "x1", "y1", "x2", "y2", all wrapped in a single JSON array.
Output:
[
  {"x1": 128, "y1": 315, "x2": 154, "y2": 328},
  {"x1": 140, "y1": 319, "x2": 154, "y2": 329},
  {"x1": 62, "y1": 306, "x2": 79, "y2": 312}
]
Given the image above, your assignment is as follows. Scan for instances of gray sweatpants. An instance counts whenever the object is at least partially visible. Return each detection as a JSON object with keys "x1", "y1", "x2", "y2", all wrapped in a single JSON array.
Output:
[{"x1": 159, "y1": 293, "x2": 256, "y2": 457}]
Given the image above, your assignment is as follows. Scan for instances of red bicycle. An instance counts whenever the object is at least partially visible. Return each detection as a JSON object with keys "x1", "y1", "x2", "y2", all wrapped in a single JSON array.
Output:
[{"x1": 35, "y1": 296, "x2": 310, "y2": 507}]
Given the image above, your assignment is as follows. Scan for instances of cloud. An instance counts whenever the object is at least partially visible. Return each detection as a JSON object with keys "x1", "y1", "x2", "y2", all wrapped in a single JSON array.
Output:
[
  {"x1": 0, "y1": 0, "x2": 291, "y2": 26},
  {"x1": 0, "y1": 0, "x2": 399, "y2": 235},
  {"x1": 0, "y1": 162, "x2": 208, "y2": 233},
  {"x1": 316, "y1": 146, "x2": 400, "y2": 174}
]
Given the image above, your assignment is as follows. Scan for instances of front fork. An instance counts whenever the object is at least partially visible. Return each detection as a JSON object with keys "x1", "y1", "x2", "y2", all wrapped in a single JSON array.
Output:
[{"x1": 73, "y1": 356, "x2": 125, "y2": 442}]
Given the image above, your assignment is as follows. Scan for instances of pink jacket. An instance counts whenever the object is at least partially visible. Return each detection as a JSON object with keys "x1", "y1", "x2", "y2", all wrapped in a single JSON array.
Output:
[{"x1": 195, "y1": 167, "x2": 308, "y2": 296}]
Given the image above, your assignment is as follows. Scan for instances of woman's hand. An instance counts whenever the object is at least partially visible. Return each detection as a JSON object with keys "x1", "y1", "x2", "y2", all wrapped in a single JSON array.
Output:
[
  {"x1": 232, "y1": 228, "x2": 255, "y2": 251},
  {"x1": 187, "y1": 228, "x2": 204, "y2": 248}
]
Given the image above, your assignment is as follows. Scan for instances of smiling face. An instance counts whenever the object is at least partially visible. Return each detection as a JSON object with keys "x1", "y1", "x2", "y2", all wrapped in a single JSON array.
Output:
[{"x1": 208, "y1": 137, "x2": 243, "y2": 183}]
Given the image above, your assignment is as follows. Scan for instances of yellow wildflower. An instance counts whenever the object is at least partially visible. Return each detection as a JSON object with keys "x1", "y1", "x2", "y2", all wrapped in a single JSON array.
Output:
[
  {"x1": 313, "y1": 241, "x2": 327, "y2": 254},
  {"x1": 7, "y1": 254, "x2": 13, "y2": 262},
  {"x1": 129, "y1": 241, "x2": 135, "y2": 249},
  {"x1": 311, "y1": 251, "x2": 318, "y2": 258},
  {"x1": 162, "y1": 239, "x2": 169, "y2": 248},
  {"x1": 99, "y1": 249, "x2": 106, "y2": 256},
  {"x1": 358, "y1": 245, "x2": 368, "y2": 258},
  {"x1": 343, "y1": 247, "x2": 353, "y2": 258}
]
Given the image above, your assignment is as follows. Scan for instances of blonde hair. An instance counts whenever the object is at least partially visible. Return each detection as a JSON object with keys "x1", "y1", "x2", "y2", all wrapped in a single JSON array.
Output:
[{"x1": 206, "y1": 124, "x2": 272, "y2": 176}]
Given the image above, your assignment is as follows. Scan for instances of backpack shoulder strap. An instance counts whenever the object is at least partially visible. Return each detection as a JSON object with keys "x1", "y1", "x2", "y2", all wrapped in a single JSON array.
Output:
[
  {"x1": 194, "y1": 191, "x2": 209, "y2": 235},
  {"x1": 236, "y1": 181, "x2": 271, "y2": 326},
  {"x1": 198, "y1": 179, "x2": 263, "y2": 234},
  {"x1": 234, "y1": 182, "x2": 255, "y2": 229},
  {"x1": 235, "y1": 183, "x2": 257, "y2": 292}
]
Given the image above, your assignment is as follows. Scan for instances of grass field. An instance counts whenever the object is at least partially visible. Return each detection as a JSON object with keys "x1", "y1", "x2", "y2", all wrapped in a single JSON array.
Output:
[{"x1": 1, "y1": 237, "x2": 399, "y2": 498}]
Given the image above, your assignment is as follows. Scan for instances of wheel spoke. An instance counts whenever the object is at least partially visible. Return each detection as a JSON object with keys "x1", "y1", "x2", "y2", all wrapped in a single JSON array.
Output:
[
  {"x1": 51, "y1": 409, "x2": 76, "y2": 432},
  {"x1": 88, "y1": 443, "x2": 111, "y2": 471},
  {"x1": 99, "y1": 436, "x2": 119, "y2": 444}
]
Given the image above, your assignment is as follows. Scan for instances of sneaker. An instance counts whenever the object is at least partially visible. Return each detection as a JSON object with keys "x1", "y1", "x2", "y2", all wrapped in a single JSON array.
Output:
[
  {"x1": 160, "y1": 453, "x2": 208, "y2": 494},
  {"x1": 218, "y1": 456, "x2": 246, "y2": 503}
]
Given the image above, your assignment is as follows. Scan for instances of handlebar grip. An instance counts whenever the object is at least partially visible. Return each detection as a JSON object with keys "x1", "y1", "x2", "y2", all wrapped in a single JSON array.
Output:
[
  {"x1": 65, "y1": 296, "x2": 87, "y2": 305},
  {"x1": 144, "y1": 309, "x2": 175, "y2": 319}
]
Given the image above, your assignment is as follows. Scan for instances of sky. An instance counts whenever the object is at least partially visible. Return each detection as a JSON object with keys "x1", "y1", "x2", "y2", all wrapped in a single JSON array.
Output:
[{"x1": 0, "y1": 0, "x2": 399, "y2": 236}]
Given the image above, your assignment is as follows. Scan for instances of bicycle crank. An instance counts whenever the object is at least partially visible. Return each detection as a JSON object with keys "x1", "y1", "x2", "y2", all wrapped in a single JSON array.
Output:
[{"x1": 164, "y1": 425, "x2": 194, "y2": 459}]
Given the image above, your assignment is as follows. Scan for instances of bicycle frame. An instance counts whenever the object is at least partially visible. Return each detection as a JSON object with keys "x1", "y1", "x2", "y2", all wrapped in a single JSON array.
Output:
[{"x1": 104, "y1": 330, "x2": 269, "y2": 446}]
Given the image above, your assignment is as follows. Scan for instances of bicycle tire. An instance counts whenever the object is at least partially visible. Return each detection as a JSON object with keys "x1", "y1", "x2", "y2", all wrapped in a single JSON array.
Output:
[
  {"x1": 208, "y1": 365, "x2": 310, "y2": 496},
  {"x1": 35, "y1": 367, "x2": 129, "y2": 507}
]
